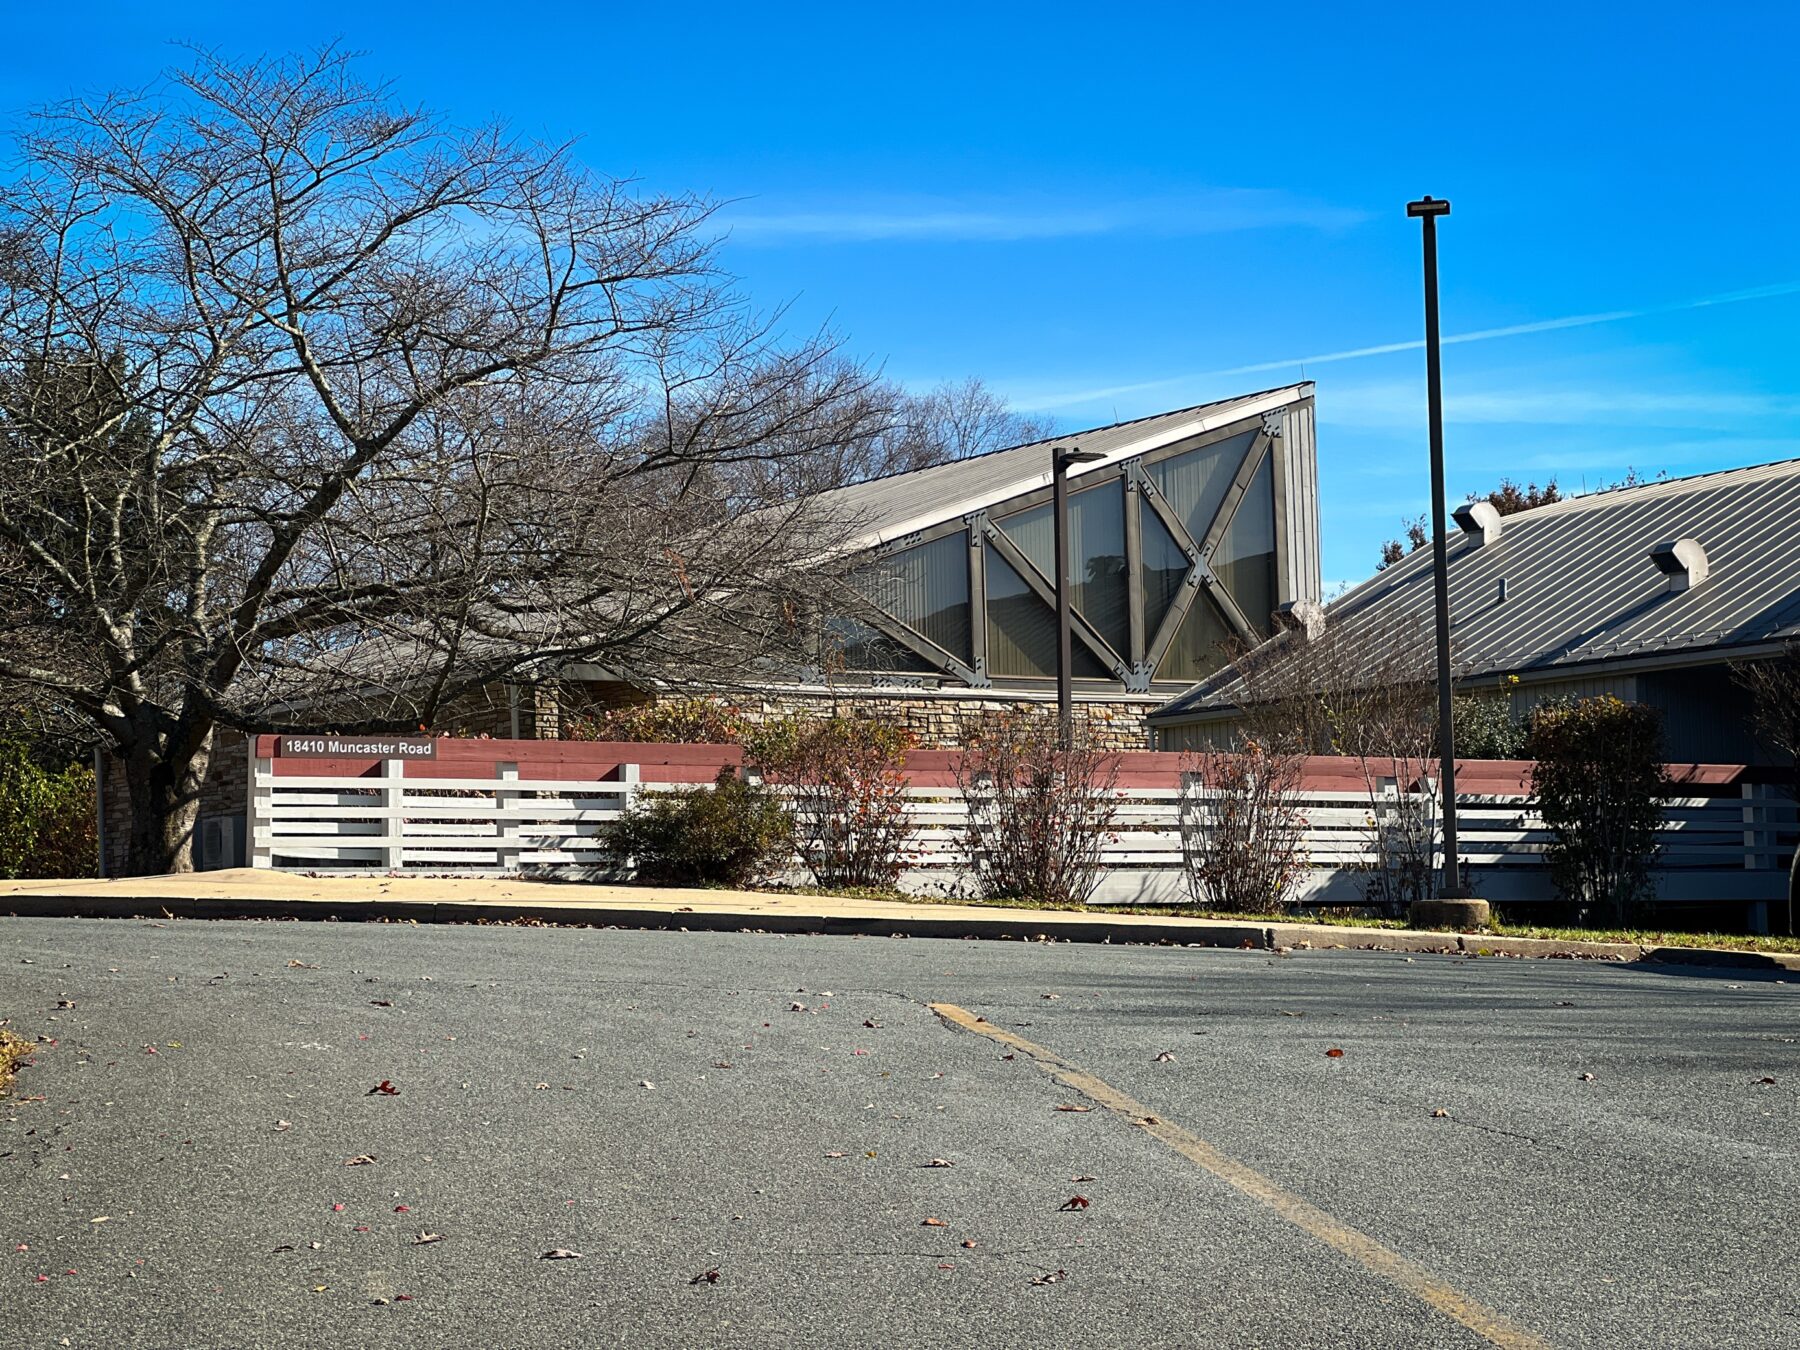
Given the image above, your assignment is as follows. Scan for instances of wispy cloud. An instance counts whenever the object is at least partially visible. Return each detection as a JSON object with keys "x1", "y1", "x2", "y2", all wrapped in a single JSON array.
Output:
[
  {"x1": 1013, "y1": 280, "x2": 1800, "y2": 412},
  {"x1": 722, "y1": 189, "x2": 1368, "y2": 244},
  {"x1": 1325, "y1": 381, "x2": 1800, "y2": 431}
]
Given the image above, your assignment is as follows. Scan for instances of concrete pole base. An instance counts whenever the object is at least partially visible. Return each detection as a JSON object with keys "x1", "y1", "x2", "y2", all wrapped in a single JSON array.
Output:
[{"x1": 1408, "y1": 897, "x2": 1491, "y2": 932}]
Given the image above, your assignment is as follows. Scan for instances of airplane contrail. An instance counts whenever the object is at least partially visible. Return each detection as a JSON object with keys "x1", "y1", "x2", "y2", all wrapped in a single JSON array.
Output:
[{"x1": 1015, "y1": 280, "x2": 1800, "y2": 412}]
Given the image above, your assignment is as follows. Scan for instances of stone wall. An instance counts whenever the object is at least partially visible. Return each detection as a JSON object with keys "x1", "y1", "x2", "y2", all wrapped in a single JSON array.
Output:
[{"x1": 548, "y1": 679, "x2": 1158, "y2": 750}]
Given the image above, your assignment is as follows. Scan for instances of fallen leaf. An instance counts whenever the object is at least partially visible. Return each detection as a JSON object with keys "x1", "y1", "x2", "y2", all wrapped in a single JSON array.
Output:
[
  {"x1": 1432, "y1": 1108, "x2": 1450, "y2": 1118},
  {"x1": 344, "y1": 1155, "x2": 377, "y2": 1167},
  {"x1": 713, "y1": 1062, "x2": 733, "y2": 1070},
  {"x1": 56, "y1": 1000, "x2": 75, "y2": 1009},
  {"x1": 393, "y1": 1204, "x2": 410, "y2": 1213},
  {"x1": 1058, "y1": 1195, "x2": 1090, "y2": 1211},
  {"x1": 1030, "y1": 1268, "x2": 1068, "y2": 1286},
  {"x1": 394, "y1": 1294, "x2": 413, "y2": 1302},
  {"x1": 1325, "y1": 1048, "x2": 1345, "y2": 1059},
  {"x1": 367, "y1": 1080, "x2": 399, "y2": 1096},
  {"x1": 689, "y1": 1268, "x2": 721, "y2": 1285},
  {"x1": 960, "y1": 1239, "x2": 977, "y2": 1248},
  {"x1": 937, "y1": 1262, "x2": 955, "y2": 1270},
  {"x1": 413, "y1": 1232, "x2": 443, "y2": 1245},
  {"x1": 1071, "y1": 1174, "x2": 1096, "y2": 1182},
  {"x1": 863, "y1": 1019, "x2": 882, "y2": 1029},
  {"x1": 1132, "y1": 1116, "x2": 1159, "y2": 1128},
  {"x1": 540, "y1": 1249, "x2": 583, "y2": 1260},
  {"x1": 1054, "y1": 1104, "x2": 1090, "y2": 1113},
  {"x1": 921, "y1": 1217, "x2": 948, "y2": 1227}
]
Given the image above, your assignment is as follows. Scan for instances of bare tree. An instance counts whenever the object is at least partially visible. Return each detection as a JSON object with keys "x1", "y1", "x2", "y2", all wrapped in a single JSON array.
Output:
[
  {"x1": 1226, "y1": 610, "x2": 1444, "y2": 912},
  {"x1": 1179, "y1": 737, "x2": 1309, "y2": 914},
  {"x1": 1733, "y1": 644, "x2": 1800, "y2": 935},
  {"x1": 0, "y1": 48, "x2": 906, "y2": 873}
]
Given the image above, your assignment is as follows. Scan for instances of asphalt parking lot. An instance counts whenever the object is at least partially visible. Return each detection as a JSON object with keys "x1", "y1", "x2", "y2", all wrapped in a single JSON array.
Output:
[{"x1": 3, "y1": 917, "x2": 1797, "y2": 1349}]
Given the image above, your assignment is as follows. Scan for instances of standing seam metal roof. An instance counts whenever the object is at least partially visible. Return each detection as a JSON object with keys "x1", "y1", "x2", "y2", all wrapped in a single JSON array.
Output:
[
  {"x1": 1152, "y1": 454, "x2": 1800, "y2": 720},
  {"x1": 810, "y1": 384, "x2": 1312, "y2": 551}
]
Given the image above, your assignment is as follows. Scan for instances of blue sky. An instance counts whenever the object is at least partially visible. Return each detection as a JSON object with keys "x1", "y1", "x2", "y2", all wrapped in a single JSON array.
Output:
[{"x1": 8, "y1": 4, "x2": 1798, "y2": 585}]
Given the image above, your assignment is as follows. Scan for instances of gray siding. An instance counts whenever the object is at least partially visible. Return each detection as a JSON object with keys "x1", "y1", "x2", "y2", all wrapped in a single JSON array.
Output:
[{"x1": 1277, "y1": 398, "x2": 1321, "y2": 605}]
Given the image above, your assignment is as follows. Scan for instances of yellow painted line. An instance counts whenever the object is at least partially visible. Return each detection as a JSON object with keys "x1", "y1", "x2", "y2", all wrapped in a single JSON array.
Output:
[{"x1": 929, "y1": 1002, "x2": 1552, "y2": 1350}]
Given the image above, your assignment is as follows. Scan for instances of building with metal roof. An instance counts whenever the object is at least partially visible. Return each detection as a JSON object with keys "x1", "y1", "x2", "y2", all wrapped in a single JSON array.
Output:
[
  {"x1": 711, "y1": 382, "x2": 1324, "y2": 743},
  {"x1": 1148, "y1": 456, "x2": 1800, "y2": 761}
]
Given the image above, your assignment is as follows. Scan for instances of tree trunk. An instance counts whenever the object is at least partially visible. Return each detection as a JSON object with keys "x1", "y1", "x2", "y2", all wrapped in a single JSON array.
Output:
[{"x1": 122, "y1": 727, "x2": 214, "y2": 875}]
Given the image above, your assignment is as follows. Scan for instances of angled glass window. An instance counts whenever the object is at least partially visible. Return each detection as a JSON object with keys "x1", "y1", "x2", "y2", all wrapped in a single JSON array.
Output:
[
  {"x1": 1145, "y1": 429, "x2": 1258, "y2": 545},
  {"x1": 1141, "y1": 498, "x2": 1190, "y2": 646},
  {"x1": 1214, "y1": 453, "x2": 1277, "y2": 633},
  {"x1": 821, "y1": 616, "x2": 939, "y2": 674},
  {"x1": 856, "y1": 532, "x2": 970, "y2": 662},
  {"x1": 994, "y1": 479, "x2": 1128, "y2": 657},
  {"x1": 985, "y1": 543, "x2": 1107, "y2": 679},
  {"x1": 1155, "y1": 590, "x2": 1235, "y2": 683}
]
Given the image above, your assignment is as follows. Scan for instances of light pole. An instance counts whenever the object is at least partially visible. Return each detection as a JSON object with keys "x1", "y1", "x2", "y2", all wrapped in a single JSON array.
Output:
[
  {"x1": 1406, "y1": 194, "x2": 1463, "y2": 899},
  {"x1": 1052, "y1": 445, "x2": 1106, "y2": 750}
]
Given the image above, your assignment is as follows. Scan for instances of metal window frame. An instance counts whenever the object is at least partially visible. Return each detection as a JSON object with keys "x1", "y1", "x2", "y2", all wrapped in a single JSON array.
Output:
[{"x1": 841, "y1": 410, "x2": 1292, "y2": 694}]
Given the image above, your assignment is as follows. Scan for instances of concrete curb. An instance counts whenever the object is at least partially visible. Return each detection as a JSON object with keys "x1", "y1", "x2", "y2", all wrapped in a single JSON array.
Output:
[
  {"x1": 0, "y1": 890, "x2": 1266, "y2": 951},
  {"x1": 5, "y1": 885, "x2": 1796, "y2": 972}
]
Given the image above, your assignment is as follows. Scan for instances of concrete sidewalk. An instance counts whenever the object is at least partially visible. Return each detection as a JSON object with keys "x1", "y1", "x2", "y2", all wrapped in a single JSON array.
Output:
[{"x1": 3, "y1": 868, "x2": 1796, "y2": 971}]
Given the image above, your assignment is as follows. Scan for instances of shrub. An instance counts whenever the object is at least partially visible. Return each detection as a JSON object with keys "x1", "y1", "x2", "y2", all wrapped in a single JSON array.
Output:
[
  {"x1": 609, "y1": 768, "x2": 792, "y2": 887},
  {"x1": 567, "y1": 697, "x2": 747, "y2": 745},
  {"x1": 953, "y1": 708, "x2": 1120, "y2": 907},
  {"x1": 749, "y1": 714, "x2": 917, "y2": 889},
  {"x1": 1527, "y1": 697, "x2": 1670, "y2": 925},
  {"x1": 1454, "y1": 693, "x2": 1526, "y2": 759},
  {"x1": 0, "y1": 731, "x2": 97, "y2": 879},
  {"x1": 1179, "y1": 740, "x2": 1308, "y2": 914}
]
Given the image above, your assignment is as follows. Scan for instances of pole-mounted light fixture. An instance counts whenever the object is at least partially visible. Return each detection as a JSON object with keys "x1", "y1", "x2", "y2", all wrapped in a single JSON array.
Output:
[{"x1": 1406, "y1": 194, "x2": 1464, "y2": 900}]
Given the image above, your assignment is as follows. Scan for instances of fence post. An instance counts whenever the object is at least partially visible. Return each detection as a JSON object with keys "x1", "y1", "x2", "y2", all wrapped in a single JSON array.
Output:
[
  {"x1": 250, "y1": 739, "x2": 275, "y2": 869},
  {"x1": 1742, "y1": 781, "x2": 1762, "y2": 871},
  {"x1": 380, "y1": 758, "x2": 406, "y2": 873},
  {"x1": 618, "y1": 762, "x2": 639, "y2": 877},
  {"x1": 495, "y1": 761, "x2": 520, "y2": 874}
]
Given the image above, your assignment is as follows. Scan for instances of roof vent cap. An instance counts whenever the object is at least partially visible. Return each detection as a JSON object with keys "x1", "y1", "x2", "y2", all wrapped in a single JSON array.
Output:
[
  {"x1": 1276, "y1": 598, "x2": 1326, "y2": 641},
  {"x1": 1451, "y1": 499, "x2": 1503, "y2": 546},
  {"x1": 1648, "y1": 537, "x2": 1709, "y2": 592}
]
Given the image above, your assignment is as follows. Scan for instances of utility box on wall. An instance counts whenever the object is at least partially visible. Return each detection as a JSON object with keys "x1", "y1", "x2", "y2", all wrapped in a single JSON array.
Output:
[{"x1": 198, "y1": 813, "x2": 244, "y2": 870}]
